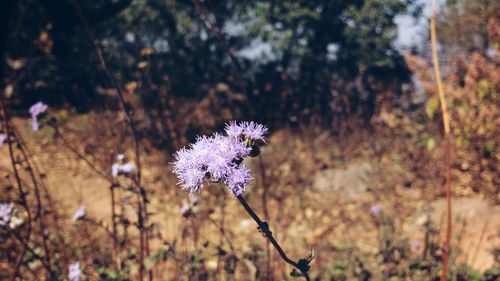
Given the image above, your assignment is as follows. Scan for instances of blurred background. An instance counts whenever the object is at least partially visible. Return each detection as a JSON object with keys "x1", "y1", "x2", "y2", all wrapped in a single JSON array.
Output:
[{"x1": 0, "y1": 0, "x2": 498, "y2": 280}]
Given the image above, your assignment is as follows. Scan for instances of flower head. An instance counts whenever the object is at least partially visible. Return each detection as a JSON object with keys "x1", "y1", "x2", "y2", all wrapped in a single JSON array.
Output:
[
  {"x1": 29, "y1": 102, "x2": 48, "y2": 116},
  {"x1": 68, "y1": 262, "x2": 82, "y2": 281},
  {"x1": 71, "y1": 205, "x2": 86, "y2": 222},
  {"x1": 225, "y1": 121, "x2": 244, "y2": 138},
  {"x1": 411, "y1": 240, "x2": 421, "y2": 251},
  {"x1": 241, "y1": 121, "x2": 268, "y2": 142},
  {"x1": 0, "y1": 133, "x2": 6, "y2": 148},
  {"x1": 226, "y1": 165, "x2": 252, "y2": 196},
  {"x1": 0, "y1": 202, "x2": 14, "y2": 226},
  {"x1": 173, "y1": 134, "x2": 251, "y2": 194},
  {"x1": 370, "y1": 204, "x2": 382, "y2": 216},
  {"x1": 29, "y1": 101, "x2": 48, "y2": 131},
  {"x1": 112, "y1": 162, "x2": 136, "y2": 177},
  {"x1": 225, "y1": 121, "x2": 268, "y2": 142},
  {"x1": 120, "y1": 163, "x2": 136, "y2": 174},
  {"x1": 173, "y1": 121, "x2": 268, "y2": 196}
]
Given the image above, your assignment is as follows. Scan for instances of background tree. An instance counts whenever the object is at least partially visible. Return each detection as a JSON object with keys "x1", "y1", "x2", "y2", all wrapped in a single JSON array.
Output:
[
  {"x1": 3, "y1": 0, "x2": 421, "y2": 146},
  {"x1": 435, "y1": 0, "x2": 499, "y2": 57}
]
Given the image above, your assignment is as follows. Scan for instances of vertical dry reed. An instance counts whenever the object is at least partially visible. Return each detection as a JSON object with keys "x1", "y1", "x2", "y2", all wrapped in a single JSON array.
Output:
[{"x1": 430, "y1": 1, "x2": 453, "y2": 280}]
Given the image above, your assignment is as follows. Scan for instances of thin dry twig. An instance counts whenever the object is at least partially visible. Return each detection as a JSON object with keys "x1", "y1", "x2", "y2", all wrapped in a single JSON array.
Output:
[
  {"x1": 71, "y1": 1, "x2": 151, "y2": 279},
  {"x1": 430, "y1": 1, "x2": 453, "y2": 280},
  {"x1": 0, "y1": 98, "x2": 34, "y2": 280},
  {"x1": 470, "y1": 217, "x2": 489, "y2": 267}
]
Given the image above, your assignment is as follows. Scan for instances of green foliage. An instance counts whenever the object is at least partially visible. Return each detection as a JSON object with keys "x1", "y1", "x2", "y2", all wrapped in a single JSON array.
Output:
[{"x1": 425, "y1": 95, "x2": 440, "y2": 119}]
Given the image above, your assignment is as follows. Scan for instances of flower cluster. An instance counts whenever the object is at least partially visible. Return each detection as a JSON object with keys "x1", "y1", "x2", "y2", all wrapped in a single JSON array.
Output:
[
  {"x1": 111, "y1": 154, "x2": 136, "y2": 177},
  {"x1": 225, "y1": 121, "x2": 268, "y2": 142},
  {"x1": 29, "y1": 101, "x2": 48, "y2": 131},
  {"x1": 173, "y1": 121, "x2": 267, "y2": 196},
  {"x1": 0, "y1": 202, "x2": 14, "y2": 226},
  {"x1": 0, "y1": 202, "x2": 23, "y2": 229},
  {"x1": 68, "y1": 262, "x2": 82, "y2": 281}
]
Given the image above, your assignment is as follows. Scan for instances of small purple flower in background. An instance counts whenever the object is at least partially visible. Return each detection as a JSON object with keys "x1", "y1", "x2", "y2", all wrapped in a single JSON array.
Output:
[
  {"x1": 29, "y1": 101, "x2": 48, "y2": 131},
  {"x1": 411, "y1": 240, "x2": 421, "y2": 251},
  {"x1": 111, "y1": 163, "x2": 120, "y2": 177},
  {"x1": 0, "y1": 202, "x2": 14, "y2": 226},
  {"x1": 112, "y1": 161, "x2": 136, "y2": 177},
  {"x1": 370, "y1": 204, "x2": 382, "y2": 216},
  {"x1": 0, "y1": 133, "x2": 6, "y2": 148},
  {"x1": 68, "y1": 262, "x2": 82, "y2": 281},
  {"x1": 71, "y1": 205, "x2": 86, "y2": 222},
  {"x1": 120, "y1": 163, "x2": 136, "y2": 174}
]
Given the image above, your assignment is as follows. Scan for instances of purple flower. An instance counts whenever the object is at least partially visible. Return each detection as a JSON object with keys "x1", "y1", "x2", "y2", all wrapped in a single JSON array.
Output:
[
  {"x1": 68, "y1": 262, "x2": 82, "y2": 281},
  {"x1": 411, "y1": 240, "x2": 421, "y2": 251},
  {"x1": 225, "y1": 121, "x2": 244, "y2": 138},
  {"x1": 0, "y1": 202, "x2": 14, "y2": 226},
  {"x1": 111, "y1": 162, "x2": 136, "y2": 177},
  {"x1": 225, "y1": 121, "x2": 268, "y2": 142},
  {"x1": 173, "y1": 122, "x2": 269, "y2": 196},
  {"x1": 241, "y1": 121, "x2": 268, "y2": 142},
  {"x1": 226, "y1": 165, "x2": 252, "y2": 196},
  {"x1": 71, "y1": 205, "x2": 85, "y2": 222},
  {"x1": 173, "y1": 134, "x2": 252, "y2": 195},
  {"x1": 0, "y1": 133, "x2": 6, "y2": 148},
  {"x1": 370, "y1": 204, "x2": 382, "y2": 216},
  {"x1": 29, "y1": 102, "x2": 48, "y2": 131}
]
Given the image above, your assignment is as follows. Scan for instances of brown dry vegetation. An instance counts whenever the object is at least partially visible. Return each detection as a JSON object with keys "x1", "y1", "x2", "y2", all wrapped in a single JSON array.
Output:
[
  {"x1": 1, "y1": 52, "x2": 499, "y2": 278},
  {"x1": 1, "y1": 20, "x2": 499, "y2": 281}
]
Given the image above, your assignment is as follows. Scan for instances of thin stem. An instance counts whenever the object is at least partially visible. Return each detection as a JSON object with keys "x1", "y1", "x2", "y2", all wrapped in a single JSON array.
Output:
[
  {"x1": 9, "y1": 126, "x2": 53, "y2": 277},
  {"x1": 258, "y1": 155, "x2": 272, "y2": 279},
  {"x1": 55, "y1": 128, "x2": 111, "y2": 183},
  {"x1": 106, "y1": 152, "x2": 119, "y2": 268},
  {"x1": 236, "y1": 195, "x2": 311, "y2": 281},
  {"x1": 136, "y1": 191, "x2": 145, "y2": 281},
  {"x1": 208, "y1": 217, "x2": 235, "y2": 254},
  {"x1": 431, "y1": 2, "x2": 453, "y2": 280},
  {"x1": 470, "y1": 217, "x2": 489, "y2": 266},
  {"x1": 1, "y1": 98, "x2": 33, "y2": 280},
  {"x1": 72, "y1": 1, "x2": 150, "y2": 278}
]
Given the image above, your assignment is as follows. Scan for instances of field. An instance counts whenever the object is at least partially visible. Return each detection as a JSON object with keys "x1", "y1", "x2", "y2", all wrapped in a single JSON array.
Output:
[{"x1": 0, "y1": 0, "x2": 499, "y2": 280}]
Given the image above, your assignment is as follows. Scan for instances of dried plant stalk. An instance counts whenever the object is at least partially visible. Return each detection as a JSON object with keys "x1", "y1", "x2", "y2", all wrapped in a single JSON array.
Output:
[{"x1": 430, "y1": 1, "x2": 453, "y2": 280}]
